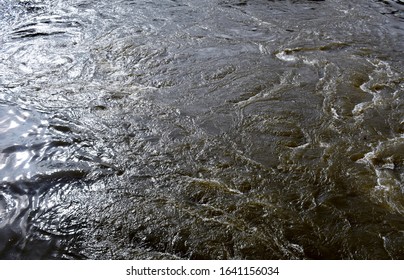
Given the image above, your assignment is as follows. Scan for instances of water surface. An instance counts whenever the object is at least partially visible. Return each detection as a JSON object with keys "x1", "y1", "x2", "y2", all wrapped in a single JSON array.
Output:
[{"x1": 0, "y1": 0, "x2": 403, "y2": 259}]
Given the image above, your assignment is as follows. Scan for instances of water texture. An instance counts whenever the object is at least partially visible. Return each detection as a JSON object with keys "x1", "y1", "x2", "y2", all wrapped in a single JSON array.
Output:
[{"x1": 0, "y1": 0, "x2": 403, "y2": 259}]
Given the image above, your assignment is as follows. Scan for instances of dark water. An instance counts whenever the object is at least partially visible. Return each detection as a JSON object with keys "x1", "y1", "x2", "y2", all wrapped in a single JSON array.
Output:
[{"x1": 0, "y1": 0, "x2": 403, "y2": 259}]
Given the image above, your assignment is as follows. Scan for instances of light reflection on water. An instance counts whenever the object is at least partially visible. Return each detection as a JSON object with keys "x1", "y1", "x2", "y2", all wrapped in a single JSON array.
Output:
[{"x1": 0, "y1": 105, "x2": 47, "y2": 182}]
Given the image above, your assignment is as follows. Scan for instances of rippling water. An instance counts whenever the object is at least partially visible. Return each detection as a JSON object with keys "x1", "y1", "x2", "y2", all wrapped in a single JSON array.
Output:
[{"x1": 0, "y1": 0, "x2": 403, "y2": 259}]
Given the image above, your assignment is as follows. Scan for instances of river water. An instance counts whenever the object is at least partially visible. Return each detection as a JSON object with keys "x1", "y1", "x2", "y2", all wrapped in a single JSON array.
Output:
[{"x1": 0, "y1": 0, "x2": 403, "y2": 259}]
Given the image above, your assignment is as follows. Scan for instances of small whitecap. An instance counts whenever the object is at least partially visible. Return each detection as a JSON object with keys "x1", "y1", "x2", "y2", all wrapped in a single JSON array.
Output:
[
  {"x1": 375, "y1": 184, "x2": 390, "y2": 191},
  {"x1": 331, "y1": 107, "x2": 340, "y2": 119},
  {"x1": 352, "y1": 102, "x2": 371, "y2": 116},
  {"x1": 276, "y1": 51, "x2": 297, "y2": 62},
  {"x1": 303, "y1": 58, "x2": 318, "y2": 66},
  {"x1": 381, "y1": 163, "x2": 395, "y2": 170}
]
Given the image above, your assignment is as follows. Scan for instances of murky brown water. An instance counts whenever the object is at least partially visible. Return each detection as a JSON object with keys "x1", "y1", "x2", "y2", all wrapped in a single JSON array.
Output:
[{"x1": 0, "y1": 0, "x2": 403, "y2": 259}]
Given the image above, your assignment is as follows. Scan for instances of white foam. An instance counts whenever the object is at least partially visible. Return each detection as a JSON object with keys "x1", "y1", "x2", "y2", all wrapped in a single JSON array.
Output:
[
  {"x1": 276, "y1": 51, "x2": 297, "y2": 62},
  {"x1": 303, "y1": 58, "x2": 318, "y2": 66},
  {"x1": 352, "y1": 101, "x2": 371, "y2": 116},
  {"x1": 331, "y1": 107, "x2": 340, "y2": 119}
]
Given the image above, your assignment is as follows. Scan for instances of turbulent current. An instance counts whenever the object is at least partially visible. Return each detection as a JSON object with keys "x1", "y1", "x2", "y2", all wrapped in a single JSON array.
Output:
[{"x1": 0, "y1": 0, "x2": 403, "y2": 259}]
